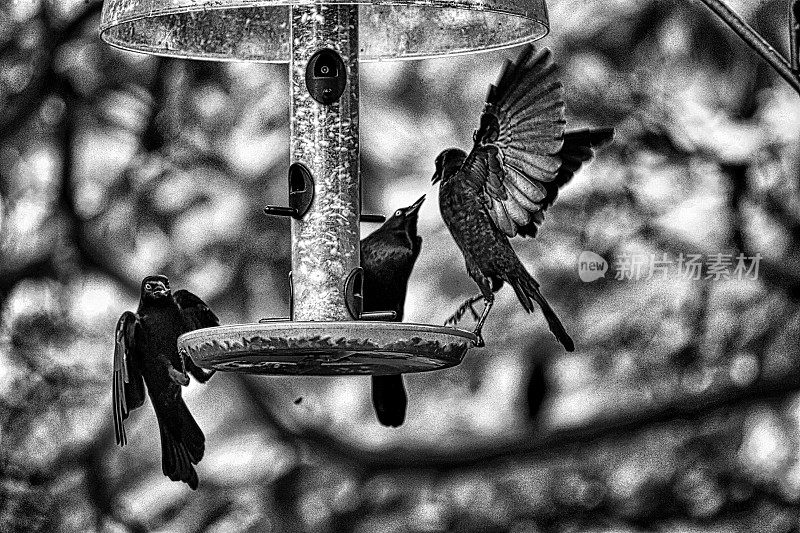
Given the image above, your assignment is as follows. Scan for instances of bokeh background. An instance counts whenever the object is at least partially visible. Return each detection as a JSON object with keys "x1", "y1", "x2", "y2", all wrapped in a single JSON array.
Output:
[{"x1": 3, "y1": 0, "x2": 800, "y2": 531}]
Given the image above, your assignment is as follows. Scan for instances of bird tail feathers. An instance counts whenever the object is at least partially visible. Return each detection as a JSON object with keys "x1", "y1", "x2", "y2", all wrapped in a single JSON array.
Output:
[
  {"x1": 157, "y1": 399, "x2": 205, "y2": 490},
  {"x1": 371, "y1": 375, "x2": 407, "y2": 428},
  {"x1": 509, "y1": 266, "x2": 575, "y2": 352}
]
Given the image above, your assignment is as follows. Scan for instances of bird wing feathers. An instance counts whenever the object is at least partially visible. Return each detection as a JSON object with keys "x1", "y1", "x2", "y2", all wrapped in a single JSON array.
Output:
[
  {"x1": 174, "y1": 290, "x2": 220, "y2": 331},
  {"x1": 113, "y1": 311, "x2": 145, "y2": 447},
  {"x1": 466, "y1": 45, "x2": 613, "y2": 238},
  {"x1": 516, "y1": 126, "x2": 615, "y2": 238},
  {"x1": 174, "y1": 289, "x2": 219, "y2": 384}
]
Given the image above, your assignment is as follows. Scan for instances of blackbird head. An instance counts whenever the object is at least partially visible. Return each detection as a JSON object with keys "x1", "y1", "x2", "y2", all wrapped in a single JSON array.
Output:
[
  {"x1": 381, "y1": 195, "x2": 425, "y2": 237},
  {"x1": 141, "y1": 275, "x2": 171, "y2": 302},
  {"x1": 432, "y1": 148, "x2": 468, "y2": 185}
]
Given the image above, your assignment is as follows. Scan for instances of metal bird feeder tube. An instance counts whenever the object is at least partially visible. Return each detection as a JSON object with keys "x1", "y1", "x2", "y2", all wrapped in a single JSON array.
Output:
[
  {"x1": 98, "y1": 0, "x2": 551, "y2": 375},
  {"x1": 290, "y1": 5, "x2": 361, "y2": 321}
]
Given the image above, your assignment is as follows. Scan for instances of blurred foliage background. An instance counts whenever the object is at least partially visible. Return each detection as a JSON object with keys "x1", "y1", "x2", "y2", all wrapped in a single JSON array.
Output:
[{"x1": 2, "y1": 0, "x2": 800, "y2": 531}]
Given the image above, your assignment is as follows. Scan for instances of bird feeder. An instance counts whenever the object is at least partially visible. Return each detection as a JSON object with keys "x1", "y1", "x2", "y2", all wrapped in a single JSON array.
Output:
[{"x1": 99, "y1": 0, "x2": 549, "y2": 375}]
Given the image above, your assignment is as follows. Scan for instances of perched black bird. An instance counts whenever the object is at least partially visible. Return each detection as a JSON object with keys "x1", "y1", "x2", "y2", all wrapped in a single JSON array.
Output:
[
  {"x1": 361, "y1": 195, "x2": 425, "y2": 427},
  {"x1": 433, "y1": 44, "x2": 614, "y2": 348},
  {"x1": 113, "y1": 275, "x2": 219, "y2": 490}
]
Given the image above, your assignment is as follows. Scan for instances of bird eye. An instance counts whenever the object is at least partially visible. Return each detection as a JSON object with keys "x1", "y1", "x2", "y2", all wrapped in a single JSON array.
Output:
[
  {"x1": 145, "y1": 283, "x2": 152, "y2": 290},
  {"x1": 395, "y1": 210, "x2": 402, "y2": 217}
]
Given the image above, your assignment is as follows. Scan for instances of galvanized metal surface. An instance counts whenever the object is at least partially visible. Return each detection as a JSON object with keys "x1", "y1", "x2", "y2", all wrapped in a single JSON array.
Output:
[
  {"x1": 178, "y1": 322, "x2": 478, "y2": 375},
  {"x1": 100, "y1": 0, "x2": 549, "y2": 61},
  {"x1": 290, "y1": 4, "x2": 360, "y2": 321}
]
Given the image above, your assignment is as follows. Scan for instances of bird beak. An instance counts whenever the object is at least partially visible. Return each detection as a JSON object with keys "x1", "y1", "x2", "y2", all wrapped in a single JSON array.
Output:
[
  {"x1": 152, "y1": 282, "x2": 168, "y2": 297},
  {"x1": 407, "y1": 194, "x2": 426, "y2": 215},
  {"x1": 431, "y1": 170, "x2": 441, "y2": 185}
]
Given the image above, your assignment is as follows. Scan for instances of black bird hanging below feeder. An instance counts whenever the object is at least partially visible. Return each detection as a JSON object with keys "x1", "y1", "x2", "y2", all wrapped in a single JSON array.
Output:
[
  {"x1": 98, "y1": 1, "x2": 552, "y2": 382},
  {"x1": 361, "y1": 195, "x2": 426, "y2": 427},
  {"x1": 112, "y1": 276, "x2": 219, "y2": 490}
]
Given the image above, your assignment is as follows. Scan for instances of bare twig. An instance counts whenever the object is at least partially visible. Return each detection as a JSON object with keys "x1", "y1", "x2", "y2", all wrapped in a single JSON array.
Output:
[
  {"x1": 698, "y1": 0, "x2": 800, "y2": 94},
  {"x1": 791, "y1": 0, "x2": 800, "y2": 72}
]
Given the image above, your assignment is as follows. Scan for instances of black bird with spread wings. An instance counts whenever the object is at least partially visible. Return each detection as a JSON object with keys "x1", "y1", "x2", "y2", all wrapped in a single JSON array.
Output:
[
  {"x1": 113, "y1": 275, "x2": 218, "y2": 490},
  {"x1": 433, "y1": 45, "x2": 614, "y2": 348},
  {"x1": 361, "y1": 195, "x2": 425, "y2": 427}
]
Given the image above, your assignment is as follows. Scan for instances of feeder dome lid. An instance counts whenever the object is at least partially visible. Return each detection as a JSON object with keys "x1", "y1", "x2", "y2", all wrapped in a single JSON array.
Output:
[{"x1": 100, "y1": 0, "x2": 549, "y2": 61}]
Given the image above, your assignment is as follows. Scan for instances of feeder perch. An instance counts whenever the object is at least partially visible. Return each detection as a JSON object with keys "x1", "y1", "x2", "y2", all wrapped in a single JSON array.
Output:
[{"x1": 99, "y1": 0, "x2": 550, "y2": 375}]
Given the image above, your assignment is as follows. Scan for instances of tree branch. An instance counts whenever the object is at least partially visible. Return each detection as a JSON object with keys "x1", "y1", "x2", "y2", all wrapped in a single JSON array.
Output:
[
  {"x1": 698, "y1": 0, "x2": 800, "y2": 95},
  {"x1": 235, "y1": 339, "x2": 800, "y2": 473},
  {"x1": 53, "y1": 78, "x2": 140, "y2": 296},
  {"x1": 0, "y1": 256, "x2": 57, "y2": 308},
  {"x1": 791, "y1": 0, "x2": 799, "y2": 71}
]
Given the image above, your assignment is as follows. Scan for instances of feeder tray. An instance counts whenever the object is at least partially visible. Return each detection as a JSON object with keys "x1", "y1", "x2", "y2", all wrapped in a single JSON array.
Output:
[
  {"x1": 100, "y1": 0, "x2": 549, "y2": 375},
  {"x1": 178, "y1": 322, "x2": 477, "y2": 375}
]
